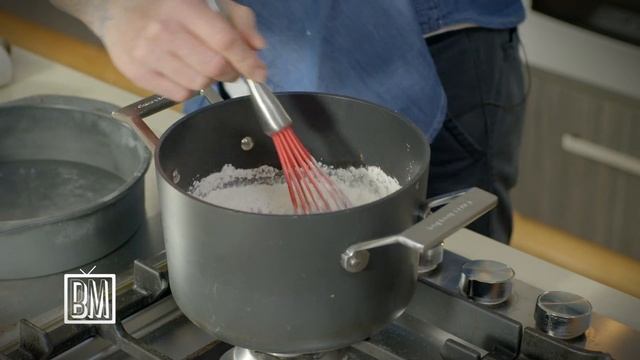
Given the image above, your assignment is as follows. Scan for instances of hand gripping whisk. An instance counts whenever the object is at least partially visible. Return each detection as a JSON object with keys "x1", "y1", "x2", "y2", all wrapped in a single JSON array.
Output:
[
  {"x1": 208, "y1": 0, "x2": 351, "y2": 214},
  {"x1": 245, "y1": 80, "x2": 352, "y2": 214}
]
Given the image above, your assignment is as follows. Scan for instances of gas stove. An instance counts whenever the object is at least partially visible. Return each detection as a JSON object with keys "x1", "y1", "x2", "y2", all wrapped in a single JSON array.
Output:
[{"x1": 1, "y1": 249, "x2": 638, "y2": 360}]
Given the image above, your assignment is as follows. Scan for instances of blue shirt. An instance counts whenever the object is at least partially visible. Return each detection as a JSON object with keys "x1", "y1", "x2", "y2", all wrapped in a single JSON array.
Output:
[{"x1": 185, "y1": 0, "x2": 525, "y2": 142}]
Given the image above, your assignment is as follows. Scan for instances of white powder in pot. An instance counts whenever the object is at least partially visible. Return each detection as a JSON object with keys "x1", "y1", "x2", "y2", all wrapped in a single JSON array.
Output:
[{"x1": 189, "y1": 164, "x2": 401, "y2": 214}]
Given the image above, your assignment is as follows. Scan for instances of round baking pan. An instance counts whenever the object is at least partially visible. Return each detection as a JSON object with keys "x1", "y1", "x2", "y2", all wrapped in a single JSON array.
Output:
[{"x1": 0, "y1": 95, "x2": 150, "y2": 279}]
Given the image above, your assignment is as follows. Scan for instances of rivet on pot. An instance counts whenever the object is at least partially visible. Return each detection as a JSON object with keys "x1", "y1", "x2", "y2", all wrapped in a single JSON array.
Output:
[
  {"x1": 341, "y1": 250, "x2": 370, "y2": 273},
  {"x1": 172, "y1": 169, "x2": 181, "y2": 184},
  {"x1": 241, "y1": 136, "x2": 254, "y2": 151}
]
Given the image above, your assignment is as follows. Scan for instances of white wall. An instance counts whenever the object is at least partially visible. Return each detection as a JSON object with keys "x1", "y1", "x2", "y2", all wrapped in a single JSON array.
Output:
[{"x1": 519, "y1": 0, "x2": 640, "y2": 99}]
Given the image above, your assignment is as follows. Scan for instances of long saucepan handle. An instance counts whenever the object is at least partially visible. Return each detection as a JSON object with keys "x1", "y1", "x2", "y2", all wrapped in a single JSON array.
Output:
[
  {"x1": 112, "y1": 95, "x2": 176, "y2": 149},
  {"x1": 112, "y1": 88, "x2": 221, "y2": 149},
  {"x1": 341, "y1": 187, "x2": 497, "y2": 272}
]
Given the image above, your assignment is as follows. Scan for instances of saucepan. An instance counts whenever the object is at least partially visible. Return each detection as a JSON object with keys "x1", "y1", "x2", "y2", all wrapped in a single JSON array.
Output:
[
  {"x1": 113, "y1": 91, "x2": 497, "y2": 354},
  {"x1": 0, "y1": 95, "x2": 149, "y2": 279}
]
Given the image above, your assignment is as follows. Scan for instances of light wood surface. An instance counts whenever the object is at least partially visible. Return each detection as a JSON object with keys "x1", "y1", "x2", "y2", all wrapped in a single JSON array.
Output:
[
  {"x1": 0, "y1": 10, "x2": 147, "y2": 96},
  {"x1": 1, "y1": 10, "x2": 638, "y2": 299},
  {"x1": 512, "y1": 213, "x2": 640, "y2": 298}
]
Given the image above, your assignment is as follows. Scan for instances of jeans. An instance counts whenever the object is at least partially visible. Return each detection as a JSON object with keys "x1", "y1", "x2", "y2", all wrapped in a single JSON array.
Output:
[{"x1": 426, "y1": 27, "x2": 526, "y2": 243}]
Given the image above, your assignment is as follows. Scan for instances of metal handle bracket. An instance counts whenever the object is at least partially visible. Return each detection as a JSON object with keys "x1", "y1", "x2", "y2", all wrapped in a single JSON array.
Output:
[
  {"x1": 340, "y1": 188, "x2": 497, "y2": 273},
  {"x1": 112, "y1": 89, "x2": 219, "y2": 149}
]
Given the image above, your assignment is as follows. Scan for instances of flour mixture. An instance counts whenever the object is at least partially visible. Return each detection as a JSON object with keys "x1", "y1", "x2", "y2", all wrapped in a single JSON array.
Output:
[{"x1": 189, "y1": 164, "x2": 401, "y2": 214}]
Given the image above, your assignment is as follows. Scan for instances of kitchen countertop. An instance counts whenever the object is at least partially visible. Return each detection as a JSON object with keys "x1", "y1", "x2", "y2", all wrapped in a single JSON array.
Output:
[{"x1": 1, "y1": 47, "x2": 639, "y2": 330}]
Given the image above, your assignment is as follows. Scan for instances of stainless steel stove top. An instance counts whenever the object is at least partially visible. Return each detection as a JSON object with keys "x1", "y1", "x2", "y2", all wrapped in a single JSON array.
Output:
[{"x1": 1, "y1": 248, "x2": 638, "y2": 360}]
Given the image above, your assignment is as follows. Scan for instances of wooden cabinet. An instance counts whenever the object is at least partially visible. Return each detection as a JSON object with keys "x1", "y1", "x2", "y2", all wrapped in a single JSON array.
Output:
[{"x1": 512, "y1": 68, "x2": 640, "y2": 260}]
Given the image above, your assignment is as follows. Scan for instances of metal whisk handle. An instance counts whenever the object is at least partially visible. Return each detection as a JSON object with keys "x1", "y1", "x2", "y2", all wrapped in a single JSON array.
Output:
[
  {"x1": 207, "y1": 0, "x2": 292, "y2": 135},
  {"x1": 244, "y1": 79, "x2": 293, "y2": 135}
]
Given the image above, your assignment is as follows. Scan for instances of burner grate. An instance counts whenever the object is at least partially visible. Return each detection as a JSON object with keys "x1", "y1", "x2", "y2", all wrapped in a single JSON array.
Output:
[{"x1": 0, "y1": 253, "x2": 230, "y2": 360}]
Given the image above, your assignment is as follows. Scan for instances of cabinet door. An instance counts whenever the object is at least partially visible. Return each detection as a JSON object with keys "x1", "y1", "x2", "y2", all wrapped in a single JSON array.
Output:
[{"x1": 512, "y1": 68, "x2": 640, "y2": 259}]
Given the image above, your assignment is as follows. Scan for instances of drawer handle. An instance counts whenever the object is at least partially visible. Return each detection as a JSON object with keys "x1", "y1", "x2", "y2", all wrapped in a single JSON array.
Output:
[{"x1": 561, "y1": 134, "x2": 640, "y2": 177}]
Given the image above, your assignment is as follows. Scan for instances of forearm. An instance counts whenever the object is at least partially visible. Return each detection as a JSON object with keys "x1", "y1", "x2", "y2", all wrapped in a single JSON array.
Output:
[
  {"x1": 50, "y1": 0, "x2": 118, "y2": 38},
  {"x1": 50, "y1": 0, "x2": 266, "y2": 100}
]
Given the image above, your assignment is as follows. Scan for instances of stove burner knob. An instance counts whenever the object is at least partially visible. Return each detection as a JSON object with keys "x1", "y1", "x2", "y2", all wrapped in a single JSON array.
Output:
[
  {"x1": 458, "y1": 260, "x2": 514, "y2": 305},
  {"x1": 534, "y1": 290, "x2": 592, "y2": 339}
]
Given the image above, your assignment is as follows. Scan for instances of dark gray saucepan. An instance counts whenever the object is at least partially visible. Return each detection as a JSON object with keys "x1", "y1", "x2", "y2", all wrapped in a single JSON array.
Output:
[
  {"x1": 114, "y1": 92, "x2": 496, "y2": 354},
  {"x1": 0, "y1": 95, "x2": 150, "y2": 279}
]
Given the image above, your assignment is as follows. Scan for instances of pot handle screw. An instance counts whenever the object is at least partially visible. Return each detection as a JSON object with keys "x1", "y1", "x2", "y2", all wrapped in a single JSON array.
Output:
[{"x1": 241, "y1": 137, "x2": 254, "y2": 151}]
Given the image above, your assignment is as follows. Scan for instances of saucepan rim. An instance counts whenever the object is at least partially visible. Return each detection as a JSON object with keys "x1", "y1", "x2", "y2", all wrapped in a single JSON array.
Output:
[
  {"x1": 0, "y1": 103, "x2": 151, "y2": 233},
  {"x1": 155, "y1": 91, "x2": 430, "y2": 218}
]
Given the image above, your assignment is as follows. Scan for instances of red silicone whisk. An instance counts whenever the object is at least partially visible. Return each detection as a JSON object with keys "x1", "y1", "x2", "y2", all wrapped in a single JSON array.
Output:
[{"x1": 245, "y1": 80, "x2": 352, "y2": 214}]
